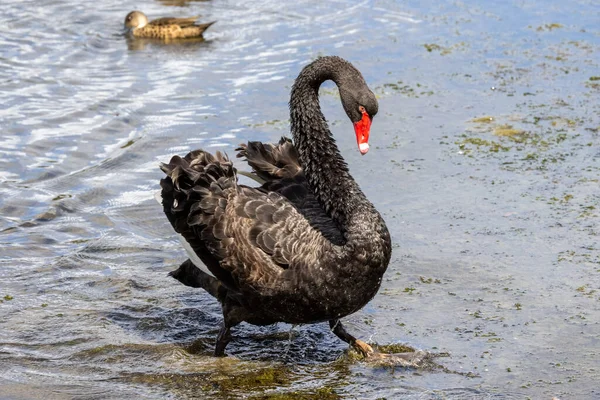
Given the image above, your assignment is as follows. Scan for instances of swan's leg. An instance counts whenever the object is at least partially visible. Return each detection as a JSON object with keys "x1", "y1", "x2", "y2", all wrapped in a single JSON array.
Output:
[
  {"x1": 214, "y1": 322, "x2": 232, "y2": 357},
  {"x1": 329, "y1": 319, "x2": 374, "y2": 357},
  {"x1": 214, "y1": 298, "x2": 246, "y2": 357}
]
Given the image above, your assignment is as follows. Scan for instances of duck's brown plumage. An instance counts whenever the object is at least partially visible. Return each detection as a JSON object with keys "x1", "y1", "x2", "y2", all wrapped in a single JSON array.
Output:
[
  {"x1": 125, "y1": 11, "x2": 215, "y2": 39},
  {"x1": 159, "y1": 56, "x2": 391, "y2": 357}
]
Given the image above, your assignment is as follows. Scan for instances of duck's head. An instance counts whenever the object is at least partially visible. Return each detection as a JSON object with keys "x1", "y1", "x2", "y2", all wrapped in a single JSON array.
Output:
[{"x1": 124, "y1": 11, "x2": 148, "y2": 29}]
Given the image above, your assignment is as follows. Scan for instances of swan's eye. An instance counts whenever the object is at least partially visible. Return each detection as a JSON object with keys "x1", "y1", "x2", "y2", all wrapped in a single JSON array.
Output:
[{"x1": 359, "y1": 106, "x2": 366, "y2": 114}]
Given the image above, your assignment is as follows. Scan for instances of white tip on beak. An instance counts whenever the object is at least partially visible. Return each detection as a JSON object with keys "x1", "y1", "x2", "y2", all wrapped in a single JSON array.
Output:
[{"x1": 359, "y1": 142, "x2": 369, "y2": 155}]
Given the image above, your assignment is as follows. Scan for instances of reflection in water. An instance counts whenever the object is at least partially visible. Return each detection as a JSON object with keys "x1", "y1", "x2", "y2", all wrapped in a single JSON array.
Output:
[
  {"x1": 158, "y1": 0, "x2": 211, "y2": 7},
  {"x1": 125, "y1": 35, "x2": 212, "y2": 51},
  {"x1": 0, "y1": 0, "x2": 599, "y2": 398}
]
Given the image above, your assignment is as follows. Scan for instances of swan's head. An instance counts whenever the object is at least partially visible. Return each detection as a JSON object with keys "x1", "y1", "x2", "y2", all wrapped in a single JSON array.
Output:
[
  {"x1": 340, "y1": 85, "x2": 378, "y2": 155},
  {"x1": 125, "y1": 11, "x2": 148, "y2": 29}
]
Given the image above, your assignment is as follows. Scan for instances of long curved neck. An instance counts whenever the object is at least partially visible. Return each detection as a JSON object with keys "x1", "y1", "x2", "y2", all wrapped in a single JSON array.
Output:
[{"x1": 289, "y1": 58, "x2": 378, "y2": 237}]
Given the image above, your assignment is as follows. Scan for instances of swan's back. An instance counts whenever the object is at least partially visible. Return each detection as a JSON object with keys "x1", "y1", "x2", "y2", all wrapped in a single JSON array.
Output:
[{"x1": 237, "y1": 138, "x2": 345, "y2": 245}]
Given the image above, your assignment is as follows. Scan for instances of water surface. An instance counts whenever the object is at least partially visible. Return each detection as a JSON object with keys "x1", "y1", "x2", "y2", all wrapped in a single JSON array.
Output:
[{"x1": 1, "y1": 0, "x2": 599, "y2": 398}]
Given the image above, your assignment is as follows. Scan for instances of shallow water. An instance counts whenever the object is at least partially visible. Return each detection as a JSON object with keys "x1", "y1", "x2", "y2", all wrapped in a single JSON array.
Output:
[{"x1": 1, "y1": 0, "x2": 599, "y2": 398}]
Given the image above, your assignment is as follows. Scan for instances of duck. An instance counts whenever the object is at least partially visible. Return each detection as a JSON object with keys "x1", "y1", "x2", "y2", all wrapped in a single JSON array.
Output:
[
  {"x1": 158, "y1": 56, "x2": 393, "y2": 358},
  {"x1": 124, "y1": 11, "x2": 215, "y2": 39}
]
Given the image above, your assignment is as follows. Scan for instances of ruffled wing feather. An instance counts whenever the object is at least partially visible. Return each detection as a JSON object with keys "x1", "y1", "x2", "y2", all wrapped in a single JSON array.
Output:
[
  {"x1": 149, "y1": 16, "x2": 200, "y2": 27},
  {"x1": 159, "y1": 148, "x2": 333, "y2": 295}
]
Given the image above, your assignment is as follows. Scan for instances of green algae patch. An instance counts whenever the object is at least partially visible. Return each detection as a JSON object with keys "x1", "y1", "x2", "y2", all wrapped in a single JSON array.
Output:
[
  {"x1": 494, "y1": 125, "x2": 525, "y2": 137},
  {"x1": 551, "y1": 118, "x2": 577, "y2": 128},
  {"x1": 457, "y1": 137, "x2": 510, "y2": 153},
  {"x1": 536, "y1": 23, "x2": 563, "y2": 31},
  {"x1": 590, "y1": 76, "x2": 600, "y2": 81},
  {"x1": 376, "y1": 343, "x2": 416, "y2": 353},
  {"x1": 471, "y1": 116, "x2": 495, "y2": 123},
  {"x1": 375, "y1": 81, "x2": 434, "y2": 98},
  {"x1": 423, "y1": 43, "x2": 444, "y2": 53},
  {"x1": 423, "y1": 42, "x2": 468, "y2": 55},
  {"x1": 221, "y1": 366, "x2": 291, "y2": 388},
  {"x1": 185, "y1": 338, "x2": 212, "y2": 355},
  {"x1": 250, "y1": 387, "x2": 341, "y2": 400},
  {"x1": 75, "y1": 344, "x2": 126, "y2": 358},
  {"x1": 122, "y1": 364, "x2": 295, "y2": 398},
  {"x1": 195, "y1": 366, "x2": 293, "y2": 395},
  {"x1": 457, "y1": 111, "x2": 588, "y2": 163}
]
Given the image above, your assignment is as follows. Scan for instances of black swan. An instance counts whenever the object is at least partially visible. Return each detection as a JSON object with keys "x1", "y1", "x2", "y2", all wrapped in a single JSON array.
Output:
[{"x1": 158, "y1": 56, "x2": 393, "y2": 358}]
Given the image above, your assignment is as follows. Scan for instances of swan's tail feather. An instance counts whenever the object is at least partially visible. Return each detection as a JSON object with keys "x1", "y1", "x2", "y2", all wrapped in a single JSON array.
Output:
[
  {"x1": 159, "y1": 150, "x2": 237, "y2": 282},
  {"x1": 236, "y1": 137, "x2": 302, "y2": 182},
  {"x1": 159, "y1": 150, "x2": 236, "y2": 192},
  {"x1": 155, "y1": 188, "x2": 216, "y2": 278}
]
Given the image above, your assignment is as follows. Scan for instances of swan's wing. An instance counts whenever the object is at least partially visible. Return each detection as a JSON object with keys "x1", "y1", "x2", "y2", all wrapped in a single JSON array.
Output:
[
  {"x1": 236, "y1": 137, "x2": 302, "y2": 182},
  {"x1": 159, "y1": 149, "x2": 332, "y2": 294},
  {"x1": 258, "y1": 176, "x2": 345, "y2": 245},
  {"x1": 237, "y1": 137, "x2": 344, "y2": 245},
  {"x1": 149, "y1": 16, "x2": 199, "y2": 27}
]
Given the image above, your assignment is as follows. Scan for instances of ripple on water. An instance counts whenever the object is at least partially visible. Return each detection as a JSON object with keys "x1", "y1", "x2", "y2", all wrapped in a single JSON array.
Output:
[
  {"x1": 0, "y1": 1, "x2": 423, "y2": 398},
  {"x1": 2, "y1": 0, "x2": 599, "y2": 398}
]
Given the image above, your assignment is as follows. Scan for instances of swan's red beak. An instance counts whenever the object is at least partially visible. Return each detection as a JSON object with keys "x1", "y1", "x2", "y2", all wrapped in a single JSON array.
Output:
[{"x1": 353, "y1": 110, "x2": 371, "y2": 155}]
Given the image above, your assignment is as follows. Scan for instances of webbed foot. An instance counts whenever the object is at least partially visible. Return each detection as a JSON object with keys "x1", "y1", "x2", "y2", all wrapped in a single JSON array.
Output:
[
  {"x1": 352, "y1": 339, "x2": 374, "y2": 357},
  {"x1": 363, "y1": 348, "x2": 431, "y2": 367}
]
